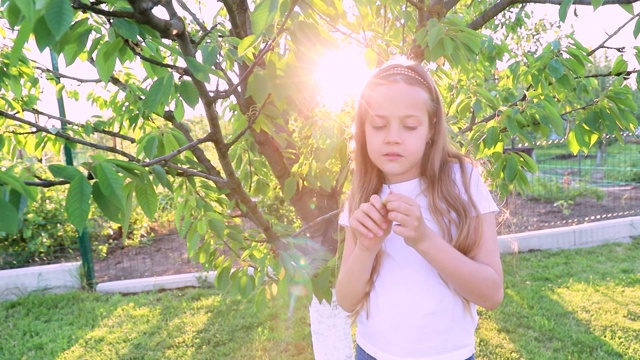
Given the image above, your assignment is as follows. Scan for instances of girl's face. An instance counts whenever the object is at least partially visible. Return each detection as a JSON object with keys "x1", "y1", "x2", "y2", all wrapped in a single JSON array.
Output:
[{"x1": 364, "y1": 82, "x2": 431, "y2": 184}]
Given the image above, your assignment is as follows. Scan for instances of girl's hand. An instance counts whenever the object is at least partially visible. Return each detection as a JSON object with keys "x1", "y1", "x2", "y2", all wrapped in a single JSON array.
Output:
[
  {"x1": 384, "y1": 192, "x2": 433, "y2": 248},
  {"x1": 349, "y1": 194, "x2": 391, "y2": 254}
]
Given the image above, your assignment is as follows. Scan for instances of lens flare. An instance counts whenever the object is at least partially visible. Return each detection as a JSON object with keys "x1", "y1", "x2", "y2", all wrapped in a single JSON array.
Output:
[{"x1": 313, "y1": 46, "x2": 372, "y2": 111}]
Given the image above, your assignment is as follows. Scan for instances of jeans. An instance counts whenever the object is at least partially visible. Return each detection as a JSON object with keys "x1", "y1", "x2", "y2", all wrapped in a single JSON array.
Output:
[{"x1": 355, "y1": 343, "x2": 475, "y2": 360}]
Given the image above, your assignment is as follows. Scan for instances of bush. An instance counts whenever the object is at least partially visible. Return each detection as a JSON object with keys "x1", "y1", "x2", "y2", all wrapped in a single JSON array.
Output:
[
  {"x1": 526, "y1": 177, "x2": 605, "y2": 203},
  {"x1": 0, "y1": 183, "x2": 174, "y2": 269}
]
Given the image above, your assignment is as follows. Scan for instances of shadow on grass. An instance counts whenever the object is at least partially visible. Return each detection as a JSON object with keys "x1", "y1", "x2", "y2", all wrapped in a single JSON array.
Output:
[{"x1": 478, "y1": 241, "x2": 640, "y2": 360}]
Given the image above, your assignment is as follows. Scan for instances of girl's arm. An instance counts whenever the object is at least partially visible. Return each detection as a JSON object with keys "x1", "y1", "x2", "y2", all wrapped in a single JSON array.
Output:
[
  {"x1": 335, "y1": 228, "x2": 378, "y2": 313},
  {"x1": 335, "y1": 195, "x2": 390, "y2": 313}
]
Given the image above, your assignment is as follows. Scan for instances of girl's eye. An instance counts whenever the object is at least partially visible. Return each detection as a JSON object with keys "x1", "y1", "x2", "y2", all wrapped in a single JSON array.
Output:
[
  {"x1": 371, "y1": 124, "x2": 386, "y2": 130},
  {"x1": 403, "y1": 125, "x2": 418, "y2": 130}
]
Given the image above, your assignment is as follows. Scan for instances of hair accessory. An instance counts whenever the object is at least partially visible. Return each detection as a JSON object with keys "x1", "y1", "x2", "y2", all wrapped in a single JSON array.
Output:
[{"x1": 375, "y1": 67, "x2": 430, "y2": 89}]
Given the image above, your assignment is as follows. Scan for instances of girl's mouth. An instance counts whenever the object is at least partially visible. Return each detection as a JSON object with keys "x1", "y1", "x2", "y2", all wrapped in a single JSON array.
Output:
[{"x1": 383, "y1": 153, "x2": 402, "y2": 160}]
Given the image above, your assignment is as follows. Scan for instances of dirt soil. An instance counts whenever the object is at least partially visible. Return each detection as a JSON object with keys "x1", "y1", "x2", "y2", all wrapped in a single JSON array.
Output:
[{"x1": 93, "y1": 186, "x2": 639, "y2": 283}]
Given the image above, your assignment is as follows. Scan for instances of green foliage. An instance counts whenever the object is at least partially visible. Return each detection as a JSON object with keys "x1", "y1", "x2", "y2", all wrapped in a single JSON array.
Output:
[{"x1": 526, "y1": 176, "x2": 605, "y2": 203}]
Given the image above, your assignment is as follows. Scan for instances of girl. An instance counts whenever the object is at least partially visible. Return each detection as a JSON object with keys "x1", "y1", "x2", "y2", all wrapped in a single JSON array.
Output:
[{"x1": 335, "y1": 61, "x2": 504, "y2": 360}]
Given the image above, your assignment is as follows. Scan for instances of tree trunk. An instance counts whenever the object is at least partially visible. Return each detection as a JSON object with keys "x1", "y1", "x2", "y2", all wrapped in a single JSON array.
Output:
[{"x1": 308, "y1": 290, "x2": 354, "y2": 360}]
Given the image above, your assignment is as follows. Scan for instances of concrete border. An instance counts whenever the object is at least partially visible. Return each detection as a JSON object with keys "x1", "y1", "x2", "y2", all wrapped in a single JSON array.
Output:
[
  {"x1": 0, "y1": 262, "x2": 82, "y2": 301},
  {"x1": 96, "y1": 271, "x2": 216, "y2": 294},
  {"x1": 498, "y1": 216, "x2": 640, "y2": 253},
  {"x1": 3, "y1": 216, "x2": 639, "y2": 300}
]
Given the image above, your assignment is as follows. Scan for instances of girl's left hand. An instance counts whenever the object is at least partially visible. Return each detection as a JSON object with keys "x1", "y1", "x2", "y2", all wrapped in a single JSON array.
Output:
[{"x1": 384, "y1": 192, "x2": 433, "y2": 248}]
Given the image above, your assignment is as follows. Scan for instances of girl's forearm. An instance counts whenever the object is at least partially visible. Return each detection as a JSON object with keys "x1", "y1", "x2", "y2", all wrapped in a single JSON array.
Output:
[{"x1": 335, "y1": 246, "x2": 378, "y2": 313}]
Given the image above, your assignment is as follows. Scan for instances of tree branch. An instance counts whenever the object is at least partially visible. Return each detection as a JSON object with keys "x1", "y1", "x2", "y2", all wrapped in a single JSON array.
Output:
[
  {"x1": 0, "y1": 110, "x2": 138, "y2": 161},
  {"x1": 587, "y1": 13, "x2": 640, "y2": 56},
  {"x1": 458, "y1": 91, "x2": 529, "y2": 134},
  {"x1": 176, "y1": 0, "x2": 208, "y2": 33},
  {"x1": 166, "y1": 163, "x2": 226, "y2": 186},
  {"x1": 72, "y1": 0, "x2": 135, "y2": 19},
  {"x1": 291, "y1": 209, "x2": 341, "y2": 238},
  {"x1": 140, "y1": 132, "x2": 214, "y2": 167},
  {"x1": 584, "y1": 69, "x2": 640, "y2": 78},
  {"x1": 224, "y1": 94, "x2": 271, "y2": 151},
  {"x1": 35, "y1": 66, "x2": 101, "y2": 83},
  {"x1": 23, "y1": 179, "x2": 70, "y2": 188},
  {"x1": 122, "y1": 39, "x2": 187, "y2": 75},
  {"x1": 468, "y1": 0, "x2": 640, "y2": 31},
  {"x1": 224, "y1": 0, "x2": 300, "y2": 98},
  {"x1": 24, "y1": 108, "x2": 136, "y2": 144},
  {"x1": 561, "y1": 99, "x2": 598, "y2": 116}
]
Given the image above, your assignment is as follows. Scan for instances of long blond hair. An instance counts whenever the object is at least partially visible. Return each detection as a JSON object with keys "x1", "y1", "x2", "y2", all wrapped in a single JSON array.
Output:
[{"x1": 347, "y1": 62, "x2": 482, "y2": 319}]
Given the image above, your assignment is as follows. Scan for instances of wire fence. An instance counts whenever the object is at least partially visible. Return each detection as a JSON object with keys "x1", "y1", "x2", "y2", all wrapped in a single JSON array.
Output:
[{"x1": 497, "y1": 133, "x2": 640, "y2": 234}]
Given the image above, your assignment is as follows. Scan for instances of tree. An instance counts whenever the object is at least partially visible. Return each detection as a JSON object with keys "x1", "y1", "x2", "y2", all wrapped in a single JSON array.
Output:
[{"x1": 1, "y1": 0, "x2": 639, "y2": 307}]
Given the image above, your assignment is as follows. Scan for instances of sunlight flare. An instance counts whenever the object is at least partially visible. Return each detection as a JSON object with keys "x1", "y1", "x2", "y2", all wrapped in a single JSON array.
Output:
[{"x1": 313, "y1": 46, "x2": 372, "y2": 111}]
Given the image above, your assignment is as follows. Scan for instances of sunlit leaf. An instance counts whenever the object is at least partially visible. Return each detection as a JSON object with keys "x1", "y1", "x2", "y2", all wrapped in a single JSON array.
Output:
[
  {"x1": 135, "y1": 177, "x2": 158, "y2": 220},
  {"x1": 66, "y1": 175, "x2": 91, "y2": 232},
  {"x1": 0, "y1": 198, "x2": 19, "y2": 234},
  {"x1": 559, "y1": 0, "x2": 573, "y2": 22},
  {"x1": 48, "y1": 164, "x2": 83, "y2": 181},
  {"x1": 178, "y1": 80, "x2": 200, "y2": 108},
  {"x1": 45, "y1": 0, "x2": 74, "y2": 40}
]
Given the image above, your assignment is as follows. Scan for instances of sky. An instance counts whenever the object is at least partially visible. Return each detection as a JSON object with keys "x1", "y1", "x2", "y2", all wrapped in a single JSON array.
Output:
[{"x1": 14, "y1": 2, "x2": 640, "y2": 125}]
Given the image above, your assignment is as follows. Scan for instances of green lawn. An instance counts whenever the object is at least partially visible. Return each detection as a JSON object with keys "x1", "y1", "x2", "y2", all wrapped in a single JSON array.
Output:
[{"x1": 2, "y1": 238, "x2": 639, "y2": 360}]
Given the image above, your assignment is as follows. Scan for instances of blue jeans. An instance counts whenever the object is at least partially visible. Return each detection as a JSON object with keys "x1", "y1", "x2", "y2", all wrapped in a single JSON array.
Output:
[{"x1": 355, "y1": 343, "x2": 475, "y2": 360}]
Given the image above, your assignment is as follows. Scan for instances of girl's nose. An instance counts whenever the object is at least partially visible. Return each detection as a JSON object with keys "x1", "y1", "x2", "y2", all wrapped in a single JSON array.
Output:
[{"x1": 385, "y1": 127, "x2": 401, "y2": 144}]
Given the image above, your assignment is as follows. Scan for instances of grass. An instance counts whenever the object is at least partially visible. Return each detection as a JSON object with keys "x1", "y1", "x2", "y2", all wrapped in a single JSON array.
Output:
[{"x1": 2, "y1": 238, "x2": 639, "y2": 359}]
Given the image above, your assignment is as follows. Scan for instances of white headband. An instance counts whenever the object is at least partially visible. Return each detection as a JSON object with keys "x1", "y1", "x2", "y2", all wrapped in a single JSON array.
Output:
[{"x1": 375, "y1": 68, "x2": 430, "y2": 88}]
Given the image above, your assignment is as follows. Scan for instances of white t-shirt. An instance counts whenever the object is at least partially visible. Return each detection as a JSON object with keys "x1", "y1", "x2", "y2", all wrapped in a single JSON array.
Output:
[{"x1": 339, "y1": 165, "x2": 498, "y2": 360}]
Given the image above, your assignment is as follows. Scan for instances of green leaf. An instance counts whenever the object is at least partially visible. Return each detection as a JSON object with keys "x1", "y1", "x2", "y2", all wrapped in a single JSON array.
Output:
[
  {"x1": 559, "y1": 0, "x2": 573, "y2": 22},
  {"x1": 142, "y1": 74, "x2": 173, "y2": 113},
  {"x1": 634, "y1": 17, "x2": 640, "y2": 39},
  {"x1": 542, "y1": 101, "x2": 565, "y2": 136},
  {"x1": 185, "y1": 57, "x2": 210, "y2": 83},
  {"x1": 112, "y1": 18, "x2": 139, "y2": 40},
  {"x1": 66, "y1": 176, "x2": 92, "y2": 232},
  {"x1": 567, "y1": 130, "x2": 580, "y2": 155},
  {"x1": 0, "y1": 198, "x2": 19, "y2": 234},
  {"x1": 547, "y1": 58, "x2": 565, "y2": 79},
  {"x1": 504, "y1": 155, "x2": 519, "y2": 182},
  {"x1": 207, "y1": 212, "x2": 226, "y2": 238},
  {"x1": 150, "y1": 165, "x2": 173, "y2": 192},
  {"x1": 178, "y1": 80, "x2": 200, "y2": 108},
  {"x1": 283, "y1": 177, "x2": 297, "y2": 201},
  {"x1": 611, "y1": 55, "x2": 628, "y2": 75},
  {"x1": 48, "y1": 164, "x2": 83, "y2": 181},
  {"x1": 45, "y1": 0, "x2": 74, "y2": 40},
  {"x1": 238, "y1": 34, "x2": 258, "y2": 57},
  {"x1": 620, "y1": 4, "x2": 634, "y2": 15},
  {"x1": 135, "y1": 177, "x2": 158, "y2": 220},
  {"x1": 142, "y1": 134, "x2": 159, "y2": 159},
  {"x1": 0, "y1": 170, "x2": 37, "y2": 202},
  {"x1": 33, "y1": 16, "x2": 57, "y2": 51},
  {"x1": 591, "y1": 0, "x2": 604, "y2": 11},
  {"x1": 95, "y1": 38, "x2": 123, "y2": 82},
  {"x1": 246, "y1": 71, "x2": 269, "y2": 105},
  {"x1": 92, "y1": 182, "x2": 122, "y2": 223},
  {"x1": 251, "y1": 0, "x2": 279, "y2": 35},
  {"x1": 92, "y1": 162, "x2": 126, "y2": 212}
]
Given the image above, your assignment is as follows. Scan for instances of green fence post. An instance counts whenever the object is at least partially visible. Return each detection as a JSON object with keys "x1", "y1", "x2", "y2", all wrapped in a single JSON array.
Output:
[{"x1": 49, "y1": 50, "x2": 95, "y2": 289}]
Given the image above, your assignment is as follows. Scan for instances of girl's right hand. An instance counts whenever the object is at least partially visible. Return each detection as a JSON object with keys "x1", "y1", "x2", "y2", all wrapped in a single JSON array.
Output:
[{"x1": 348, "y1": 194, "x2": 391, "y2": 253}]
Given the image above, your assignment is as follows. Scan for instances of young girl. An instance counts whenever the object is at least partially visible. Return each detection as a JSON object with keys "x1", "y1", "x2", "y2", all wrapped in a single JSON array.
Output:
[{"x1": 335, "y1": 61, "x2": 504, "y2": 360}]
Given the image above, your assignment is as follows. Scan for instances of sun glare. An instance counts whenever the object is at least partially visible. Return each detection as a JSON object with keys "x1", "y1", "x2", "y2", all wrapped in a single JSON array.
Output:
[{"x1": 313, "y1": 47, "x2": 373, "y2": 112}]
